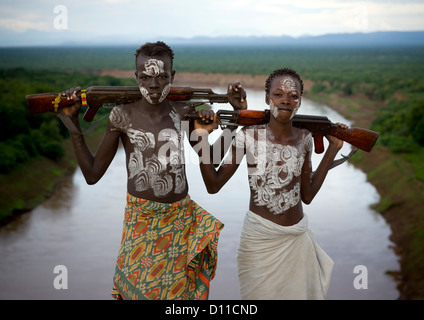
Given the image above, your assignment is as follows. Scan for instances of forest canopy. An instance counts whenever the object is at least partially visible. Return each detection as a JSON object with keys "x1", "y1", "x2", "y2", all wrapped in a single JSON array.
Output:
[{"x1": 0, "y1": 68, "x2": 134, "y2": 173}]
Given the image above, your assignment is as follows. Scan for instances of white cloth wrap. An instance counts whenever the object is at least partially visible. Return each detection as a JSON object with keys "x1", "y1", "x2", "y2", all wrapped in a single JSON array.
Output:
[{"x1": 237, "y1": 210, "x2": 334, "y2": 300}]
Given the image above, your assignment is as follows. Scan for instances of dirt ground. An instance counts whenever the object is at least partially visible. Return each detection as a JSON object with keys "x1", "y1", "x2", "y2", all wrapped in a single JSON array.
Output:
[{"x1": 96, "y1": 69, "x2": 314, "y2": 92}]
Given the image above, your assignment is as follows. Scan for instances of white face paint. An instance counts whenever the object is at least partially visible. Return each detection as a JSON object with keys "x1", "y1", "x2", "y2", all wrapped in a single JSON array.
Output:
[
  {"x1": 139, "y1": 85, "x2": 153, "y2": 104},
  {"x1": 280, "y1": 77, "x2": 300, "y2": 120},
  {"x1": 139, "y1": 83, "x2": 171, "y2": 104},
  {"x1": 159, "y1": 83, "x2": 171, "y2": 103},
  {"x1": 269, "y1": 100, "x2": 279, "y2": 118},
  {"x1": 138, "y1": 59, "x2": 171, "y2": 104},
  {"x1": 280, "y1": 77, "x2": 297, "y2": 94},
  {"x1": 143, "y1": 59, "x2": 165, "y2": 77}
]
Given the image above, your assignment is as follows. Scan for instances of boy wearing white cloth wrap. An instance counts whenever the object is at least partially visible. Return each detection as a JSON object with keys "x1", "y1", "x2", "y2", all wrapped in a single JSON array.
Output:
[{"x1": 193, "y1": 68, "x2": 347, "y2": 299}]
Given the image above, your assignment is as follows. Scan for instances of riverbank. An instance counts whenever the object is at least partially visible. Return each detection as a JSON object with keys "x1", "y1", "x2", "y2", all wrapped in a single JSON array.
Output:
[
  {"x1": 0, "y1": 129, "x2": 102, "y2": 225},
  {"x1": 309, "y1": 91, "x2": 424, "y2": 300}
]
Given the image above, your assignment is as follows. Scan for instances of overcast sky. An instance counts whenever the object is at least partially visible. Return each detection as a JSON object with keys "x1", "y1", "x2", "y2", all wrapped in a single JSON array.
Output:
[{"x1": 1, "y1": 0, "x2": 424, "y2": 46}]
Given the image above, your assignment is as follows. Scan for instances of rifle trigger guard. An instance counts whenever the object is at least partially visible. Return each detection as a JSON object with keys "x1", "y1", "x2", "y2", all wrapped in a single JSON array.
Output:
[{"x1": 329, "y1": 147, "x2": 358, "y2": 170}]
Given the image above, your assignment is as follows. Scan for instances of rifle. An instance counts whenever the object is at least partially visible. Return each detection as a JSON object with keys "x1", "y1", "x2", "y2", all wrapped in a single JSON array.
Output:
[
  {"x1": 25, "y1": 86, "x2": 237, "y2": 122},
  {"x1": 185, "y1": 109, "x2": 379, "y2": 154},
  {"x1": 26, "y1": 86, "x2": 379, "y2": 154}
]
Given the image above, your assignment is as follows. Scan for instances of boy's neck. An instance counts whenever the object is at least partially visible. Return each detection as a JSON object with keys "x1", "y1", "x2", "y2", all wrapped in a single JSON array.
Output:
[
  {"x1": 137, "y1": 99, "x2": 171, "y2": 115},
  {"x1": 268, "y1": 117, "x2": 293, "y2": 140}
]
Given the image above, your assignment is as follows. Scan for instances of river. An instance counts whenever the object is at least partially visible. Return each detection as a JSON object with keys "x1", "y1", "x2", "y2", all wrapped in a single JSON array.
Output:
[{"x1": 0, "y1": 88, "x2": 399, "y2": 300}]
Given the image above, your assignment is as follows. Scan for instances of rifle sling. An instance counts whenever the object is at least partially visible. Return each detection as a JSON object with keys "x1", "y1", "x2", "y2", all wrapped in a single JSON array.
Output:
[
  {"x1": 57, "y1": 109, "x2": 109, "y2": 136},
  {"x1": 329, "y1": 147, "x2": 358, "y2": 170}
]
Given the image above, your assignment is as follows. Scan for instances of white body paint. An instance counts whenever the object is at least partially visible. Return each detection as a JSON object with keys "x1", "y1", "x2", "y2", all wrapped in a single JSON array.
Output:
[
  {"x1": 234, "y1": 125, "x2": 312, "y2": 214},
  {"x1": 109, "y1": 106, "x2": 186, "y2": 198}
]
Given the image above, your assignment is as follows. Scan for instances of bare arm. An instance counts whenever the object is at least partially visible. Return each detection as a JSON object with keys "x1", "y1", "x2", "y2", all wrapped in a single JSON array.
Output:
[
  {"x1": 70, "y1": 121, "x2": 120, "y2": 185},
  {"x1": 189, "y1": 83, "x2": 247, "y2": 166},
  {"x1": 193, "y1": 128, "x2": 244, "y2": 194},
  {"x1": 301, "y1": 131, "x2": 344, "y2": 204},
  {"x1": 61, "y1": 87, "x2": 121, "y2": 185}
]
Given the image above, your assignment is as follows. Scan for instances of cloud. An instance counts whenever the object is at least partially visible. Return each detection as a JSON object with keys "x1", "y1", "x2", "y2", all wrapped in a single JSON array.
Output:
[
  {"x1": 0, "y1": 18, "x2": 48, "y2": 33},
  {"x1": 0, "y1": 0, "x2": 423, "y2": 45},
  {"x1": 246, "y1": 1, "x2": 424, "y2": 36}
]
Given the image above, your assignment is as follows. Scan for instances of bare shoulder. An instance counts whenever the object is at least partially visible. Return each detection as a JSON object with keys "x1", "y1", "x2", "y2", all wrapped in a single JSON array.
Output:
[
  {"x1": 296, "y1": 127, "x2": 311, "y2": 139},
  {"x1": 234, "y1": 124, "x2": 261, "y2": 145},
  {"x1": 109, "y1": 104, "x2": 132, "y2": 131},
  {"x1": 169, "y1": 101, "x2": 191, "y2": 118},
  {"x1": 295, "y1": 127, "x2": 313, "y2": 151}
]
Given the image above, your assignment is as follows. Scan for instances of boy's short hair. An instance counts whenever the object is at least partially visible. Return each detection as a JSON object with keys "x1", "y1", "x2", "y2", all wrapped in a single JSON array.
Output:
[
  {"x1": 265, "y1": 68, "x2": 304, "y2": 96},
  {"x1": 135, "y1": 41, "x2": 175, "y2": 68}
]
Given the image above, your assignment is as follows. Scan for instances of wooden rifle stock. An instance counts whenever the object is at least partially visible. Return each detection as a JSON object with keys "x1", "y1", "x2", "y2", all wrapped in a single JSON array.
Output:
[
  {"x1": 211, "y1": 109, "x2": 379, "y2": 153},
  {"x1": 26, "y1": 86, "x2": 236, "y2": 122}
]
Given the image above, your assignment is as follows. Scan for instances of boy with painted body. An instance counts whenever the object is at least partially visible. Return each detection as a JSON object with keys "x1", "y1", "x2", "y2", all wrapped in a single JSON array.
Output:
[
  {"x1": 195, "y1": 68, "x2": 346, "y2": 299},
  {"x1": 60, "y1": 41, "x2": 246, "y2": 300}
]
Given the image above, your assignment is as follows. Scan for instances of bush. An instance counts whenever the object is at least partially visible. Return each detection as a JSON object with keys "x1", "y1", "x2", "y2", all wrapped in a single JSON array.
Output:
[
  {"x1": 31, "y1": 120, "x2": 65, "y2": 160},
  {"x1": 380, "y1": 135, "x2": 418, "y2": 154},
  {"x1": 372, "y1": 99, "x2": 424, "y2": 154},
  {"x1": 36, "y1": 140, "x2": 65, "y2": 160},
  {"x1": 407, "y1": 103, "x2": 424, "y2": 146},
  {"x1": 311, "y1": 82, "x2": 328, "y2": 94},
  {"x1": 0, "y1": 140, "x2": 27, "y2": 173}
]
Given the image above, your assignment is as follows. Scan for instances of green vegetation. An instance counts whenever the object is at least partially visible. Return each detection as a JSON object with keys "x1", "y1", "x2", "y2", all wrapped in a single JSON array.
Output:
[
  {"x1": 372, "y1": 99, "x2": 424, "y2": 155},
  {"x1": 1, "y1": 45, "x2": 423, "y2": 160},
  {"x1": 0, "y1": 68, "x2": 134, "y2": 174},
  {"x1": 0, "y1": 67, "x2": 134, "y2": 221}
]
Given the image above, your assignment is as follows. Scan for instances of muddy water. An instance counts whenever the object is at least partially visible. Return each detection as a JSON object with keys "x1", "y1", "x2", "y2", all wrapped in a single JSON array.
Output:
[{"x1": 0, "y1": 89, "x2": 399, "y2": 300}]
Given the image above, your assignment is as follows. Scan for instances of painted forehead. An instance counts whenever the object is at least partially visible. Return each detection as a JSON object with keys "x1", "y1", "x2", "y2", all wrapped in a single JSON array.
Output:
[
  {"x1": 271, "y1": 76, "x2": 300, "y2": 93},
  {"x1": 136, "y1": 55, "x2": 171, "y2": 74},
  {"x1": 143, "y1": 59, "x2": 164, "y2": 76}
]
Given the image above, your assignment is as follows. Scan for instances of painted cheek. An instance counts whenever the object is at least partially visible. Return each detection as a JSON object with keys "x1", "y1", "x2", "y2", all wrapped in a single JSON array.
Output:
[
  {"x1": 290, "y1": 100, "x2": 300, "y2": 120},
  {"x1": 159, "y1": 84, "x2": 171, "y2": 103},
  {"x1": 139, "y1": 85, "x2": 153, "y2": 104},
  {"x1": 269, "y1": 100, "x2": 279, "y2": 118}
]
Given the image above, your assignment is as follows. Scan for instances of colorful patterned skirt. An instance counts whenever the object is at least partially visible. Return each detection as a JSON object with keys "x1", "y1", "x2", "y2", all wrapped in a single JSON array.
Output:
[{"x1": 111, "y1": 194, "x2": 223, "y2": 300}]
